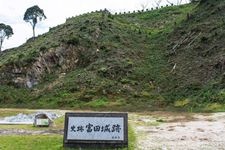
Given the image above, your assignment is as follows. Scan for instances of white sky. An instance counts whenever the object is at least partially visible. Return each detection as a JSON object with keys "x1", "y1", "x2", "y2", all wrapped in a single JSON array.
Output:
[{"x1": 0, "y1": 0, "x2": 188, "y2": 50}]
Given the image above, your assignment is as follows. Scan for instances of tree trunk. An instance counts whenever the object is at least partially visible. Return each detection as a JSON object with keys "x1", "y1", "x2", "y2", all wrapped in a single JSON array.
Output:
[
  {"x1": 0, "y1": 39, "x2": 3, "y2": 52},
  {"x1": 32, "y1": 25, "x2": 35, "y2": 39}
]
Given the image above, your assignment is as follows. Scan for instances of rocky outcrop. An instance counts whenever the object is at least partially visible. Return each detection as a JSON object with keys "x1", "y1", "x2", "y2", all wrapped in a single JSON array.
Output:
[{"x1": 0, "y1": 44, "x2": 84, "y2": 88}]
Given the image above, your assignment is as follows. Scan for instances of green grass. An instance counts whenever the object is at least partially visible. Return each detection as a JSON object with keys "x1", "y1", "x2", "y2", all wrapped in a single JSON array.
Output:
[
  {"x1": 0, "y1": 116, "x2": 64, "y2": 130},
  {"x1": 0, "y1": 125, "x2": 136, "y2": 150},
  {"x1": 0, "y1": 109, "x2": 32, "y2": 117},
  {"x1": 0, "y1": 135, "x2": 62, "y2": 150}
]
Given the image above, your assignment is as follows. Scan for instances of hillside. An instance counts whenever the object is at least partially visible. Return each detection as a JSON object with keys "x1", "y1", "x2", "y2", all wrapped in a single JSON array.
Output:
[
  {"x1": 166, "y1": 0, "x2": 225, "y2": 110},
  {"x1": 0, "y1": 1, "x2": 223, "y2": 111}
]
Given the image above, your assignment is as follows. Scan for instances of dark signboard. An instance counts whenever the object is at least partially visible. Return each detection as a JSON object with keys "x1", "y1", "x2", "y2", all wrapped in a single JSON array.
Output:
[{"x1": 63, "y1": 112, "x2": 128, "y2": 148}]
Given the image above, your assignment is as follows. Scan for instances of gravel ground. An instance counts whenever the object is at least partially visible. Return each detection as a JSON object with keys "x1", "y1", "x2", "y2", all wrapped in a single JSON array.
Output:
[{"x1": 130, "y1": 112, "x2": 225, "y2": 150}]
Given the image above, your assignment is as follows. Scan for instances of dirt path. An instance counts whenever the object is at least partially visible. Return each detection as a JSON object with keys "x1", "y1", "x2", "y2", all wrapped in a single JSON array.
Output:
[{"x1": 130, "y1": 112, "x2": 225, "y2": 150}]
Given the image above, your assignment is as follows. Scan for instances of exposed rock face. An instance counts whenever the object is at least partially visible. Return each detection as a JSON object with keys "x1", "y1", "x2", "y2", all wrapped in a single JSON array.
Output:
[{"x1": 0, "y1": 44, "x2": 84, "y2": 88}]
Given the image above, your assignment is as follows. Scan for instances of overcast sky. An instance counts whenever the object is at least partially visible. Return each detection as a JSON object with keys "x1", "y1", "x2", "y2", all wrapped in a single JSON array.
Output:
[{"x1": 0, "y1": 0, "x2": 189, "y2": 50}]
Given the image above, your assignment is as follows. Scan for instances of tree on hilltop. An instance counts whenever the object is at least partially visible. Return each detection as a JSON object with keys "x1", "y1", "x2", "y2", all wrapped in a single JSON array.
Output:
[
  {"x1": 0, "y1": 23, "x2": 13, "y2": 52},
  {"x1": 24, "y1": 5, "x2": 46, "y2": 39}
]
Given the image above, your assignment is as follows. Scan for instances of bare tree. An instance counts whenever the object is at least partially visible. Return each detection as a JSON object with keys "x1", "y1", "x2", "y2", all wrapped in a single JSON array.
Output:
[
  {"x1": 154, "y1": 0, "x2": 163, "y2": 7},
  {"x1": 177, "y1": 0, "x2": 183, "y2": 5},
  {"x1": 166, "y1": 0, "x2": 173, "y2": 5},
  {"x1": 140, "y1": 1, "x2": 149, "y2": 10}
]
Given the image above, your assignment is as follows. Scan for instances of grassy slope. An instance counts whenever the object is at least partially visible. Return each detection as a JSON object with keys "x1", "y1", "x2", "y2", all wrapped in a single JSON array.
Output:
[
  {"x1": 3, "y1": 3, "x2": 220, "y2": 111},
  {"x1": 164, "y1": 0, "x2": 225, "y2": 111}
]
